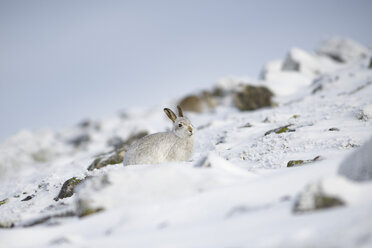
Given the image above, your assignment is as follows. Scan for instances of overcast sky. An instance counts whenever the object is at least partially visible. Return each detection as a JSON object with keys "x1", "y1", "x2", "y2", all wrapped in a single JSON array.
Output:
[{"x1": 1, "y1": 0, "x2": 371, "y2": 141}]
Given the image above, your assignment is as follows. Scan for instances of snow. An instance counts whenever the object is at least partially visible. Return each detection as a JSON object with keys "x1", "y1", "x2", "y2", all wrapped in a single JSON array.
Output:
[
  {"x1": 1, "y1": 37, "x2": 372, "y2": 247},
  {"x1": 338, "y1": 138, "x2": 372, "y2": 181}
]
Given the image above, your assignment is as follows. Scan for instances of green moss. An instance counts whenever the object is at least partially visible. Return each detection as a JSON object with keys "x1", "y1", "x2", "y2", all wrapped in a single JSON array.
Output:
[
  {"x1": 0, "y1": 198, "x2": 8, "y2": 206},
  {"x1": 314, "y1": 194, "x2": 344, "y2": 209},
  {"x1": 287, "y1": 156, "x2": 321, "y2": 168},
  {"x1": 79, "y1": 207, "x2": 104, "y2": 218},
  {"x1": 265, "y1": 124, "x2": 295, "y2": 136},
  {"x1": 276, "y1": 127, "x2": 290, "y2": 134},
  {"x1": 287, "y1": 160, "x2": 304, "y2": 167}
]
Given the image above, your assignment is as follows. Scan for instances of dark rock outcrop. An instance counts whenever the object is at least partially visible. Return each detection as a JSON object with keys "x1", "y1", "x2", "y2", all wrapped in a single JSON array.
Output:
[
  {"x1": 233, "y1": 85, "x2": 273, "y2": 111},
  {"x1": 54, "y1": 177, "x2": 84, "y2": 201}
]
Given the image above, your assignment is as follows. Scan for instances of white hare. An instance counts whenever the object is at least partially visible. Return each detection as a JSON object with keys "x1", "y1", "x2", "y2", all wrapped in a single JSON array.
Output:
[{"x1": 123, "y1": 106, "x2": 194, "y2": 166}]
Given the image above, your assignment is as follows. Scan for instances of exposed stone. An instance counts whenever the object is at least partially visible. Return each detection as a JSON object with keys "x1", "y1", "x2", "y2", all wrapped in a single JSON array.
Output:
[
  {"x1": 68, "y1": 134, "x2": 91, "y2": 148},
  {"x1": 233, "y1": 85, "x2": 273, "y2": 111},
  {"x1": 77, "y1": 204, "x2": 104, "y2": 218},
  {"x1": 329, "y1": 127, "x2": 340, "y2": 131},
  {"x1": 369, "y1": 57, "x2": 372, "y2": 69},
  {"x1": 239, "y1": 123, "x2": 253, "y2": 128},
  {"x1": 287, "y1": 160, "x2": 304, "y2": 167},
  {"x1": 22, "y1": 211, "x2": 76, "y2": 227},
  {"x1": 179, "y1": 91, "x2": 217, "y2": 113},
  {"x1": 89, "y1": 131, "x2": 149, "y2": 171},
  {"x1": 54, "y1": 177, "x2": 84, "y2": 201},
  {"x1": 21, "y1": 195, "x2": 34, "y2": 201},
  {"x1": 293, "y1": 182, "x2": 345, "y2": 213},
  {"x1": 0, "y1": 222, "x2": 14, "y2": 228},
  {"x1": 0, "y1": 198, "x2": 8, "y2": 206},
  {"x1": 87, "y1": 150, "x2": 126, "y2": 171},
  {"x1": 287, "y1": 156, "x2": 322, "y2": 167},
  {"x1": 265, "y1": 124, "x2": 295, "y2": 136},
  {"x1": 78, "y1": 119, "x2": 101, "y2": 131}
]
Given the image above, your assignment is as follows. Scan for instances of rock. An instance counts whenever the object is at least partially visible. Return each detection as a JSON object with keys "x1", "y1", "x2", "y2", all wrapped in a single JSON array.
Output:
[
  {"x1": 0, "y1": 198, "x2": 8, "y2": 206},
  {"x1": 91, "y1": 131, "x2": 148, "y2": 171},
  {"x1": 179, "y1": 91, "x2": 217, "y2": 113},
  {"x1": 316, "y1": 37, "x2": 369, "y2": 63},
  {"x1": 54, "y1": 177, "x2": 84, "y2": 201},
  {"x1": 0, "y1": 221, "x2": 14, "y2": 228},
  {"x1": 78, "y1": 119, "x2": 101, "y2": 131},
  {"x1": 68, "y1": 134, "x2": 91, "y2": 148},
  {"x1": 264, "y1": 124, "x2": 295, "y2": 136},
  {"x1": 76, "y1": 203, "x2": 104, "y2": 218},
  {"x1": 356, "y1": 105, "x2": 372, "y2": 121},
  {"x1": 338, "y1": 138, "x2": 372, "y2": 182},
  {"x1": 349, "y1": 81, "x2": 372, "y2": 95},
  {"x1": 287, "y1": 160, "x2": 304, "y2": 167},
  {"x1": 312, "y1": 84, "x2": 323, "y2": 94},
  {"x1": 21, "y1": 195, "x2": 34, "y2": 201},
  {"x1": 369, "y1": 57, "x2": 372, "y2": 69},
  {"x1": 22, "y1": 211, "x2": 75, "y2": 227},
  {"x1": 233, "y1": 85, "x2": 273, "y2": 111},
  {"x1": 87, "y1": 150, "x2": 126, "y2": 171},
  {"x1": 282, "y1": 48, "x2": 338, "y2": 75},
  {"x1": 293, "y1": 182, "x2": 345, "y2": 213},
  {"x1": 239, "y1": 123, "x2": 253, "y2": 128},
  {"x1": 329, "y1": 127, "x2": 340, "y2": 131},
  {"x1": 287, "y1": 156, "x2": 322, "y2": 167}
]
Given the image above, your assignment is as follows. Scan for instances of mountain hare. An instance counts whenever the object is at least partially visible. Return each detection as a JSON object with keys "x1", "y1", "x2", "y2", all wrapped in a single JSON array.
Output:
[{"x1": 123, "y1": 106, "x2": 194, "y2": 166}]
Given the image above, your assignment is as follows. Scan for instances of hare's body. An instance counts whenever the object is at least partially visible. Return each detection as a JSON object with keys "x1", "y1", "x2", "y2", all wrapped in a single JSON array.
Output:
[
  {"x1": 123, "y1": 106, "x2": 194, "y2": 166},
  {"x1": 123, "y1": 132, "x2": 194, "y2": 165}
]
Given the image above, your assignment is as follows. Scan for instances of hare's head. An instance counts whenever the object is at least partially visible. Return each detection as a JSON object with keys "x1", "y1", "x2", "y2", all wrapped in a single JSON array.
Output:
[{"x1": 164, "y1": 106, "x2": 194, "y2": 138}]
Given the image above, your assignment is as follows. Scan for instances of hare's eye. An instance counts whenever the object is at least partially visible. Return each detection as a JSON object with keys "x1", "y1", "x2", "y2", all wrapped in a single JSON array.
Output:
[{"x1": 178, "y1": 124, "x2": 182, "y2": 127}]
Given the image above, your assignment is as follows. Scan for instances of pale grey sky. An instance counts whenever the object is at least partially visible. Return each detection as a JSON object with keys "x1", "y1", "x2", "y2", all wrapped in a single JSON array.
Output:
[{"x1": 1, "y1": 0, "x2": 371, "y2": 141}]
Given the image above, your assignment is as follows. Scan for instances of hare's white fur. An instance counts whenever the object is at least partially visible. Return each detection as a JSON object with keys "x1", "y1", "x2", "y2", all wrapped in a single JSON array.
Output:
[{"x1": 123, "y1": 107, "x2": 194, "y2": 166}]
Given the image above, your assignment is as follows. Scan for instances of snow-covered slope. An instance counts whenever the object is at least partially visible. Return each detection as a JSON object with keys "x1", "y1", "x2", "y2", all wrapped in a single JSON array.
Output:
[{"x1": 1, "y1": 37, "x2": 372, "y2": 248}]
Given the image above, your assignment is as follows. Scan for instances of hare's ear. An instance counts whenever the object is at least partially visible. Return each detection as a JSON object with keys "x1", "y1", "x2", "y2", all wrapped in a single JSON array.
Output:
[
  {"x1": 177, "y1": 105, "x2": 184, "y2": 117},
  {"x1": 164, "y1": 108, "x2": 177, "y2": 122}
]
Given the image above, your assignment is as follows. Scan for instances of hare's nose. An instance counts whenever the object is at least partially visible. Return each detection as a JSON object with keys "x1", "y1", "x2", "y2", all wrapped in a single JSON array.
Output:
[{"x1": 188, "y1": 126, "x2": 193, "y2": 134}]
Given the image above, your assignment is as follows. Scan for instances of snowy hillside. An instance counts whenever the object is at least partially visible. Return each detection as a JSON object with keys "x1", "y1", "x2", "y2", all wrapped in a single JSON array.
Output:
[{"x1": 1, "y1": 37, "x2": 372, "y2": 248}]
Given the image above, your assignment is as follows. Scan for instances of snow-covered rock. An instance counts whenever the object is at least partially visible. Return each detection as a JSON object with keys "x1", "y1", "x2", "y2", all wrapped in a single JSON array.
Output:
[
  {"x1": 338, "y1": 138, "x2": 372, "y2": 182},
  {"x1": 316, "y1": 37, "x2": 370, "y2": 63},
  {"x1": 282, "y1": 47, "x2": 340, "y2": 75}
]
